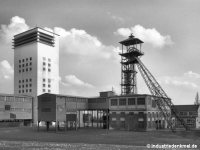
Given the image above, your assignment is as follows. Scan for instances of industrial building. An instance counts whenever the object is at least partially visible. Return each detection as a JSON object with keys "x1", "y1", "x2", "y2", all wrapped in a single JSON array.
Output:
[
  {"x1": 0, "y1": 93, "x2": 32, "y2": 127},
  {"x1": 37, "y1": 91, "x2": 167, "y2": 131},
  {"x1": 0, "y1": 27, "x2": 196, "y2": 132},
  {"x1": 172, "y1": 105, "x2": 200, "y2": 129}
]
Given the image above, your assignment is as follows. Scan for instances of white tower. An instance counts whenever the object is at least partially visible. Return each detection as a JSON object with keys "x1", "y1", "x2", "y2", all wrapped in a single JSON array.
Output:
[{"x1": 13, "y1": 27, "x2": 59, "y2": 124}]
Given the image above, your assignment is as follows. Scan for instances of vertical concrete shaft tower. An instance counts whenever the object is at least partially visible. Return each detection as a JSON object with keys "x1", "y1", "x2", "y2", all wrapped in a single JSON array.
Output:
[
  {"x1": 13, "y1": 27, "x2": 59, "y2": 124},
  {"x1": 119, "y1": 34, "x2": 144, "y2": 95}
]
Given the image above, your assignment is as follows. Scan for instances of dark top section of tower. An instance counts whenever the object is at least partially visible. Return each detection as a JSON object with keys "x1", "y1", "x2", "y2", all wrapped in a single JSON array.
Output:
[
  {"x1": 119, "y1": 34, "x2": 144, "y2": 46},
  {"x1": 13, "y1": 27, "x2": 57, "y2": 48}
]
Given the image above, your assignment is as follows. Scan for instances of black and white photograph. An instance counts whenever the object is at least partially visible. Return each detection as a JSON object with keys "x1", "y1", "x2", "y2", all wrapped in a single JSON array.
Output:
[{"x1": 0, "y1": 0, "x2": 200, "y2": 149}]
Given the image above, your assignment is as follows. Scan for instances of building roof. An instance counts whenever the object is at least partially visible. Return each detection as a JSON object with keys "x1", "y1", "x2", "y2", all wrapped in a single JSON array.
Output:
[
  {"x1": 0, "y1": 93, "x2": 33, "y2": 98},
  {"x1": 119, "y1": 34, "x2": 144, "y2": 46},
  {"x1": 173, "y1": 105, "x2": 199, "y2": 111},
  {"x1": 14, "y1": 27, "x2": 60, "y2": 38}
]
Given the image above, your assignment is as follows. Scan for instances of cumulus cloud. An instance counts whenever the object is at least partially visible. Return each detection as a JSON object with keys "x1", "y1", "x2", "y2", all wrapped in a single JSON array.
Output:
[
  {"x1": 54, "y1": 27, "x2": 120, "y2": 60},
  {"x1": 158, "y1": 71, "x2": 200, "y2": 90},
  {"x1": 115, "y1": 25, "x2": 173, "y2": 48},
  {"x1": 62, "y1": 75, "x2": 94, "y2": 88},
  {"x1": 0, "y1": 60, "x2": 14, "y2": 80},
  {"x1": 0, "y1": 16, "x2": 30, "y2": 43}
]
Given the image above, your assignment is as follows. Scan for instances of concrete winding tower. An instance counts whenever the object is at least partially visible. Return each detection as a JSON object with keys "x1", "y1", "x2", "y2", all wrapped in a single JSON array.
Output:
[{"x1": 119, "y1": 34, "x2": 144, "y2": 95}]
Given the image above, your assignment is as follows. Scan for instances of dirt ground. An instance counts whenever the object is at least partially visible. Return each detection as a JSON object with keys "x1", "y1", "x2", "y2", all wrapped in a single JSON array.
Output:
[{"x1": 0, "y1": 127, "x2": 199, "y2": 149}]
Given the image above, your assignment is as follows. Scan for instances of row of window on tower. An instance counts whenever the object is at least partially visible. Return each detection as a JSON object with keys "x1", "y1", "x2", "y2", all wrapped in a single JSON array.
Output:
[
  {"x1": 43, "y1": 78, "x2": 51, "y2": 93},
  {"x1": 19, "y1": 57, "x2": 32, "y2": 63},
  {"x1": 19, "y1": 78, "x2": 32, "y2": 94},
  {"x1": 19, "y1": 57, "x2": 32, "y2": 73},
  {"x1": 43, "y1": 57, "x2": 51, "y2": 72}
]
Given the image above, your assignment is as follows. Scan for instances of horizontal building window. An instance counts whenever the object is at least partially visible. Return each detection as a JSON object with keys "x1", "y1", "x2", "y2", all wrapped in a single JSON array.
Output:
[
  {"x1": 48, "y1": 79, "x2": 51, "y2": 83},
  {"x1": 26, "y1": 63, "x2": 28, "y2": 66},
  {"x1": 137, "y1": 98, "x2": 145, "y2": 105},
  {"x1": 19, "y1": 70, "x2": 21, "y2": 73},
  {"x1": 43, "y1": 78, "x2": 46, "y2": 82},
  {"x1": 22, "y1": 59, "x2": 24, "y2": 62},
  {"x1": 42, "y1": 97, "x2": 51, "y2": 102},
  {"x1": 48, "y1": 58, "x2": 51, "y2": 62},
  {"x1": 43, "y1": 62, "x2": 46, "y2": 65},
  {"x1": 26, "y1": 68, "x2": 28, "y2": 72},
  {"x1": 43, "y1": 68, "x2": 45, "y2": 71},
  {"x1": 29, "y1": 89, "x2": 32, "y2": 92},
  {"x1": 48, "y1": 90, "x2": 51, "y2": 93},
  {"x1": 48, "y1": 63, "x2": 51, "y2": 67},
  {"x1": 15, "y1": 97, "x2": 24, "y2": 102},
  {"x1": 43, "y1": 89, "x2": 45, "y2": 92},
  {"x1": 119, "y1": 99, "x2": 126, "y2": 106},
  {"x1": 22, "y1": 64, "x2": 24, "y2": 67},
  {"x1": 19, "y1": 65, "x2": 21, "y2": 68},
  {"x1": 111, "y1": 99, "x2": 118, "y2": 106},
  {"x1": 29, "y1": 84, "x2": 32, "y2": 87},
  {"x1": 19, "y1": 80, "x2": 21, "y2": 83},
  {"x1": 30, "y1": 57, "x2": 32, "y2": 60},
  {"x1": 26, "y1": 58, "x2": 28, "y2": 61},
  {"x1": 30, "y1": 78, "x2": 32, "y2": 82},
  {"x1": 139, "y1": 112, "x2": 144, "y2": 118},
  {"x1": 30, "y1": 62, "x2": 32, "y2": 65},
  {"x1": 26, "y1": 79, "x2": 28, "y2": 82},
  {"x1": 30, "y1": 68, "x2": 32, "y2": 71},
  {"x1": 48, "y1": 69, "x2": 51, "y2": 72},
  {"x1": 48, "y1": 84, "x2": 51, "y2": 88},
  {"x1": 5, "y1": 105, "x2": 11, "y2": 110},
  {"x1": 19, "y1": 60, "x2": 21, "y2": 63},
  {"x1": 128, "y1": 98, "x2": 135, "y2": 105}
]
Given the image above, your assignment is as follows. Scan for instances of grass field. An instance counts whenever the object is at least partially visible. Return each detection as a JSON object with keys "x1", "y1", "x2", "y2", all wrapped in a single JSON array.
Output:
[{"x1": 0, "y1": 127, "x2": 199, "y2": 149}]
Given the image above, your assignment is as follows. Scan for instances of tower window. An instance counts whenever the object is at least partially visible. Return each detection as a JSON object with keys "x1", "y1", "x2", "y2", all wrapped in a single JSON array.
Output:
[
  {"x1": 22, "y1": 80, "x2": 24, "y2": 83},
  {"x1": 22, "y1": 85, "x2": 24, "y2": 88},
  {"x1": 22, "y1": 64, "x2": 24, "y2": 67},
  {"x1": 19, "y1": 60, "x2": 21, "y2": 63},
  {"x1": 26, "y1": 89, "x2": 28, "y2": 93},
  {"x1": 19, "y1": 85, "x2": 21, "y2": 88},
  {"x1": 26, "y1": 68, "x2": 28, "y2": 72},
  {"x1": 26, "y1": 58, "x2": 28, "y2": 61},
  {"x1": 23, "y1": 59, "x2": 24, "y2": 62},
  {"x1": 29, "y1": 89, "x2": 32, "y2": 92},
  {"x1": 22, "y1": 90, "x2": 24, "y2": 93},
  {"x1": 26, "y1": 84, "x2": 28, "y2": 87},
  {"x1": 19, "y1": 65, "x2": 21, "y2": 68},
  {"x1": 26, "y1": 79, "x2": 28, "y2": 82},
  {"x1": 22, "y1": 69, "x2": 24, "y2": 72},
  {"x1": 30, "y1": 68, "x2": 32, "y2": 71},
  {"x1": 30, "y1": 78, "x2": 32, "y2": 82},
  {"x1": 19, "y1": 90, "x2": 21, "y2": 93},
  {"x1": 30, "y1": 57, "x2": 32, "y2": 60},
  {"x1": 19, "y1": 70, "x2": 21, "y2": 73},
  {"x1": 30, "y1": 62, "x2": 32, "y2": 65},
  {"x1": 19, "y1": 80, "x2": 21, "y2": 83},
  {"x1": 26, "y1": 63, "x2": 28, "y2": 66},
  {"x1": 29, "y1": 84, "x2": 32, "y2": 87}
]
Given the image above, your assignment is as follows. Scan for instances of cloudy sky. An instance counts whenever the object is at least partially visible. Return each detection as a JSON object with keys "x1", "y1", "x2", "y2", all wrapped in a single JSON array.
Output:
[{"x1": 0, "y1": 0, "x2": 200, "y2": 104}]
